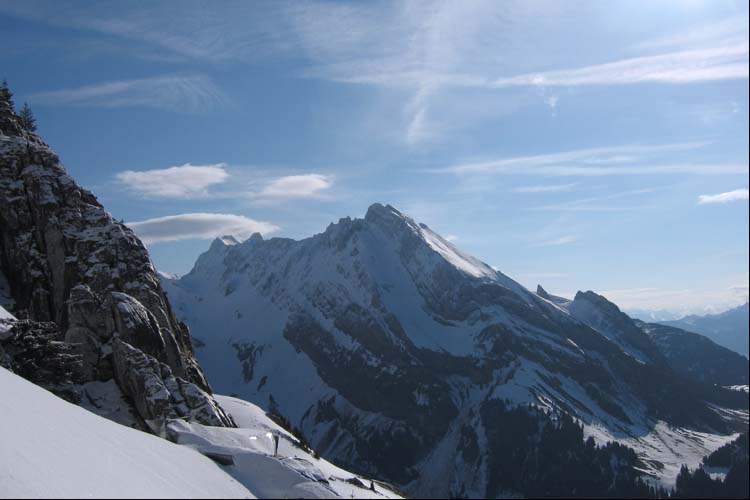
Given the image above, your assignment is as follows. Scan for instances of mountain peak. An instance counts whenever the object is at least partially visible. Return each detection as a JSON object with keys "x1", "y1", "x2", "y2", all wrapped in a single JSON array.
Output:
[
  {"x1": 219, "y1": 234, "x2": 240, "y2": 246},
  {"x1": 208, "y1": 235, "x2": 238, "y2": 254},
  {"x1": 536, "y1": 285, "x2": 571, "y2": 306},
  {"x1": 573, "y1": 290, "x2": 623, "y2": 314},
  {"x1": 364, "y1": 203, "x2": 409, "y2": 225}
]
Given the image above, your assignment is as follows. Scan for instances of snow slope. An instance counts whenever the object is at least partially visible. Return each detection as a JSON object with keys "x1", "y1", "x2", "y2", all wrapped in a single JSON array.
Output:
[
  {"x1": 0, "y1": 366, "x2": 398, "y2": 499},
  {"x1": 0, "y1": 366, "x2": 253, "y2": 499},
  {"x1": 169, "y1": 395, "x2": 402, "y2": 499},
  {"x1": 0, "y1": 305, "x2": 12, "y2": 321},
  {"x1": 0, "y1": 304, "x2": 14, "y2": 338}
]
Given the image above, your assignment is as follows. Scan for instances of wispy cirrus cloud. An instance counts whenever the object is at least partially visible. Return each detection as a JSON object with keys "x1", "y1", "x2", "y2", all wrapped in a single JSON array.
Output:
[
  {"x1": 534, "y1": 235, "x2": 577, "y2": 247},
  {"x1": 298, "y1": 8, "x2": 748, "y2": 143},
  {"x1": 490, "y1": 44, "x2": 748, "y2": 88},
  {"x1": 31, "y1": 75, "x2": 228, "y2": 112},
  {"x1": 116, "y1": 164, "x2": 229, "y2": 199},
  {"x1": 698, "y1": 188, "x2": 749, "y2": 204},
  {"x1": 428, "y1": 141, "x2": 743, "y2": 177},
  {"x1": 633, "y1": 15, "x2": 749, "y2": 52},
  {"x1": 128, "y1": 213, "x2": 280, "y2": 244},
  {"x1": 530, "y1": 187, "x2": 660, "y2": 212},
  {"x1": 513, "y1": 183, "x2": 577, "y2": 193},
  {"x1": 4, "y1": 2, "x2": 747, "y2": 144}
]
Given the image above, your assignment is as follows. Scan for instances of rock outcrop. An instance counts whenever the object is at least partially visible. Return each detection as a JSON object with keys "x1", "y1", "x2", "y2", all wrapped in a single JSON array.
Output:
[{"x1": 0, "y1": 87, "x2": 230, "y2": 429}]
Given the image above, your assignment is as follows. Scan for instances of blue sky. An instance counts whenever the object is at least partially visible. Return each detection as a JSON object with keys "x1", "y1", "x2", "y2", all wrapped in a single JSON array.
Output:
[{"x1": 1, "y1": 0, "x2": 748, "y2": 314}]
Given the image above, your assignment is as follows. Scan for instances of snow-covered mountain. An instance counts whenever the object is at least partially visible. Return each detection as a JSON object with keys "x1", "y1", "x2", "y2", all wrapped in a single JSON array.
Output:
[
  {"x1": 661, "y1": 303, "x2": 749, "y2": 358},
  {"x1": 162, "y1": 203, "x2": 748, "y2": 497}
]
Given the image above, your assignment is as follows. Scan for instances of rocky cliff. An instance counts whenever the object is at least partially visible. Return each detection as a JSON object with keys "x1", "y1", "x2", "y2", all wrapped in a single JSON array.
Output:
[{"x1": 0, "y1": 89, "x2": 232, "y2": 430}]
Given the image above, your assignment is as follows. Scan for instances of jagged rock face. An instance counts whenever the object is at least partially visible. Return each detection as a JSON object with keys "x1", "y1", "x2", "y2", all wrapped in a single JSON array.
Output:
[
  {"x1": 0, "y1": 319, "x2": 83, "y2": 391},
  {"x1": 111, "y1": 338, "x2": 234, "y2": 430},
  {"x1": 0, "y1": 93, "x2": 225, "y2": 429},
  {"x1": 163, "y1": 203, "x2": 747, "y2": 497}
]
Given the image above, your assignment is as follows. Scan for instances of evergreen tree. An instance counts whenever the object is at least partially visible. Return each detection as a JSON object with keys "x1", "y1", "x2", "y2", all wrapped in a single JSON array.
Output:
[
  {"x1": 1, "y1": 78, "x2": 14, "y2": 109},
  {"x1": 18, "y1": 102, "x2": 37, "y2": 132}
]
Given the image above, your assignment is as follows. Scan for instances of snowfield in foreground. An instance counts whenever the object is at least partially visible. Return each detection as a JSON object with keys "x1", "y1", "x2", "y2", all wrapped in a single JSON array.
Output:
[
  {"x1": 0, "y1": 367, "x2": 401, "y2": 499},
  {"x1": 0, "y1": 367, "x2": 253, "y2": 499}
]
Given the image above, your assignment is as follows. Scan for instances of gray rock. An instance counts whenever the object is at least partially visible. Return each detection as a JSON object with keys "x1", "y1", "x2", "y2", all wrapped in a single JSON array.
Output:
[
  {"x1": 111, "y1": 338, "x2": 233, "y2": 428},
  {"x1": 0, "y1": 87, "x2": 229, "y2": 430}
]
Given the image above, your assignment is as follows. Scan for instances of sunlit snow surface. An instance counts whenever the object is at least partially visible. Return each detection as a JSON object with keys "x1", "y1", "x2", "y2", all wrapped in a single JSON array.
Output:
[
  {"x1": 585, "y1": 421, "x2": 739, "y2": 488},
  {"x1": 0, "y1": 367, "x2": 253, "y2": 499},
  {"x1": 0, "y1": 304, "x2": 15, "y2": 338},
  {"x1": 0, "y1": 367, "x2": 400, "y2": 499},
  {"x1": 171, "y1": 395, "x2": 402, "y2": 499}
]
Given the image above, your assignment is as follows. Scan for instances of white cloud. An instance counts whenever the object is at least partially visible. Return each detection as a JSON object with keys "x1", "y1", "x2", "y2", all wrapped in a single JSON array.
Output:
[
  {"x1": 698, "y1": 188, "x2": 749, "y2": 204},
  {"x1": 32, "y1": 75, "x2": 227, "y2": 112},
  {"x1": 513, "y1": 183, "x2": 576, "y2": 193},
  {"x1": 128, "y1": 213, "x2": 280, "y2": 244},
  {"x1": 255, "y1": 174, "x2": 333, "y2": 201},
  {"x1": 534, "y1": 235, "x2": 577, "y2": 247},
  {"x1": 444, "y1": 234, "x2": 459, "y2": 243},
  {"x1": 116, "y1": 164, "x2": 229, "y2": 199}
]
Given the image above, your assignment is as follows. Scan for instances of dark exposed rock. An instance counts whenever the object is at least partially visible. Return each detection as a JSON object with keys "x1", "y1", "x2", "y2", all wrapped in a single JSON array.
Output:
[
  {"x1": 0, "y1": 319, "x2": 83, "y2": 392},
  {"x1": 0, "y1": 86, "x2": 226, "y2": 429},
  {"x1": 111, "y1": 338, "x2": 234, "y2": 430}
]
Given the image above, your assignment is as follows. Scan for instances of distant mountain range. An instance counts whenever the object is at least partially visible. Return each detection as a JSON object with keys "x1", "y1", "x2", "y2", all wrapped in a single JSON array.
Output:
[{"x1": 660, "y1": 304, "x2": 749, "y2": 358}]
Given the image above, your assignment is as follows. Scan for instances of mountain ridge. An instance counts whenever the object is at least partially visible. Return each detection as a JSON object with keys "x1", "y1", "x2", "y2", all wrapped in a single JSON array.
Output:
[{"x1": 163, "y1": 202, "x2": 747, "y2": 497}]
